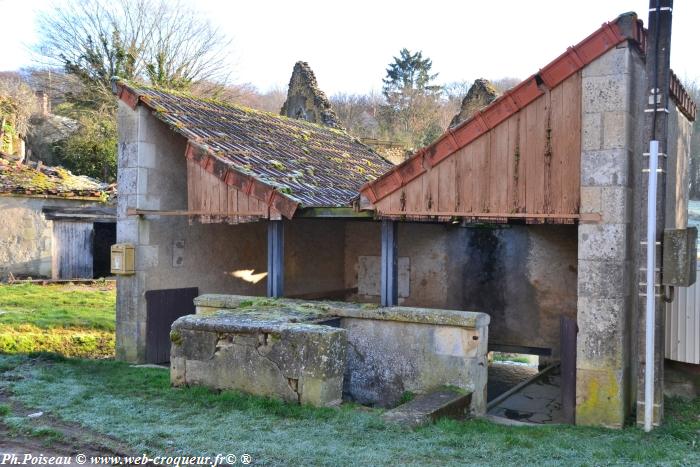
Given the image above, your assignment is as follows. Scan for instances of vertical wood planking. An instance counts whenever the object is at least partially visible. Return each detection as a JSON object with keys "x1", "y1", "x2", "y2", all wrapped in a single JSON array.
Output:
[
  {"x1": 423, "y1": 167, "x2": 439, "y2": 212},
  {"x1": 549, "y1": 83, "x2": 565, "y2": 214},
  {"x1": 472, "y1": 134, "x2": 490, "y2": 213},
  {"x1": 53, "y1": 221, "x2": 94, "y2": 279},
  {"x1": 187, "y1": 160, "x2": 194, "y2": 212},
  {"x1": 456, "y1": 145, "x2": 473, "y2": 214},
  {"x1": 368, "y1": 75, "x2": 582, "y2": 220},
  {"x1": 507, "y1": 114, "x2": 526, "y2": 213},
  {"x1": 489, "y1": 122, "x2": 509, "y2": 213},
  {"x1": 404, "y1": 174, "x2": 423, "y2": 213},
  {"x1": 524, "y1": 95, "x2": 546, "y2": 214},
  {"x1": 437, "y1": 157, "x2": 456, "y2": 212},
  {"x1": 562, "y1": 72, "x2": 582, "y2": 213}
]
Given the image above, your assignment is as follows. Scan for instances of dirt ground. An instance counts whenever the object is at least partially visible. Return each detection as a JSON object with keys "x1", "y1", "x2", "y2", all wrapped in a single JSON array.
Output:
[{"x1": 0, "y1": 390, "x2": 132, "y2": 463}]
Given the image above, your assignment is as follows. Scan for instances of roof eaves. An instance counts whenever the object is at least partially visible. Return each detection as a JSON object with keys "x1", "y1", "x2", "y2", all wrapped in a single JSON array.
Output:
[
  {"x1": 114, "y1": 82, "x2": 300, "y2": 218},
  {"x1": 184, "y1": 141, "x2": 299, "y2": 219},
  {"x1": 361, "y1": 15, "x2": 632, "y2": 204}
]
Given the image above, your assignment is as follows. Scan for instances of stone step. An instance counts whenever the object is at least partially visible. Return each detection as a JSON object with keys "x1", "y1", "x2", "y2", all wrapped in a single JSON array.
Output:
[{"x1": 381, "y1": 388, "x2": 472, "y2": 427}]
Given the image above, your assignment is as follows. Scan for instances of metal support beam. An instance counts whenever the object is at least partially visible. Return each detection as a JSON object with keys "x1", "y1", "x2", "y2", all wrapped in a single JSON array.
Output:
[
  {"x1": 267, "y1": 220, "x2": 284, "y2": 298},
  {"x1": 380, "y1": 220, "x2": 398, "y2": 307},
  {"x1": 560, "y1": 316, "x2": 577, "y2": 425}
]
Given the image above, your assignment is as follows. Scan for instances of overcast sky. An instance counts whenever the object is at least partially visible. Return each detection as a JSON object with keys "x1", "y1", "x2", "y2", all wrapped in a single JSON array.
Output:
[{"x1": 1, "y1": 0, "x2": 698, "y2": 95}]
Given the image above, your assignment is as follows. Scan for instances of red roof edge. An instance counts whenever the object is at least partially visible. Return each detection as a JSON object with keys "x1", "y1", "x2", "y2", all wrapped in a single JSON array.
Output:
[
  {"x1": 185, "y1": 142, "x2": 300, "y2": 220},
  {"x1": 360, "y1": 14, "x2": 635, "y2": 204},
  {"x1": 670, "y1": 70, "x2": 697, "y2": 121}
]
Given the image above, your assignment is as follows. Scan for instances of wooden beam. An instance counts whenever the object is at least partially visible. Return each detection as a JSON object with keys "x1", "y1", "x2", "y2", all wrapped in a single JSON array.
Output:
[
  {"x1": 267, "y1": 220, "x2": 284, "y2": 298},
  {"x1": 295, "y1": 207, "x2": 374, "y2": 218},
  {"x1": 381, "y1": 220, "x2": 398, "y2": 307},
  {"x1": 127, "y1": 208, "x2": 265, "y2": 217},
  {"x1": 377, "y1": 210, "x2": 587, "y2": 219}
]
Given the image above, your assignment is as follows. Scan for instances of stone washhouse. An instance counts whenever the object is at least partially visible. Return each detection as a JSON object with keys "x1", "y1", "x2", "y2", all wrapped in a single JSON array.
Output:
[{"x1": 113, "y1": 11, "x2": 696, "y2": 427}]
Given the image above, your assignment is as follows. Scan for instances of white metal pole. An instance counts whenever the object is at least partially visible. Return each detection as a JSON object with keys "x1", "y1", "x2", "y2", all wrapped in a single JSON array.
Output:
[{"x1": 644, "y1": 140, "x2": 659, "y2": 432}]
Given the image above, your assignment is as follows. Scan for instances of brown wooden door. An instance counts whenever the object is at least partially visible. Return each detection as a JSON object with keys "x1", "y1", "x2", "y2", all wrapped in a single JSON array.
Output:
[{"x1": 145, "y1": 287, "x2": 198, "y2": 364}]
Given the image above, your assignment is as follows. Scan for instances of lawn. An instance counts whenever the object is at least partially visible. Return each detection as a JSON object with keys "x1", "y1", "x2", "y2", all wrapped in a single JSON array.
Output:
[
  {"x1": 0, "y1": 285, "x2": 698, "y2": 465},
  {"x1": 0, "y1": 283, "x2": 115, "y2": 357},
  {"x1": 1, "y1": 354, "x2": 699, "y2": 465}
]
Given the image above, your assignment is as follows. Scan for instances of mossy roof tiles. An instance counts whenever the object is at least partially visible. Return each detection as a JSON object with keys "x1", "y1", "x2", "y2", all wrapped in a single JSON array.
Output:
[
  {"x1": 116, "y1": 82, "x2": 393, "y2": 209},
  {"x1": 0, "y1": 156, "x2": 111, "y2": 200}
]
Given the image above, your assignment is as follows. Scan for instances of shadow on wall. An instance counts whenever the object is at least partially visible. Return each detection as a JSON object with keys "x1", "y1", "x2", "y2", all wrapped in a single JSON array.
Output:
[{"x1": 450, "y1": 224, "x2": 578, "y2": 357}]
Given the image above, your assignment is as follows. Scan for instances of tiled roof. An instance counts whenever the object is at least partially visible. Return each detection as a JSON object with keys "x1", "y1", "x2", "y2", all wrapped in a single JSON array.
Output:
[
  {"x1": 114, "y1": 82, "x2": 393, "y2": 216},
  {"x1": 0, "y1": 156, "x2": 111, "y2": 200},
  {"x1": 361, "y1": 12, "x2": 697, "y2": 205}
]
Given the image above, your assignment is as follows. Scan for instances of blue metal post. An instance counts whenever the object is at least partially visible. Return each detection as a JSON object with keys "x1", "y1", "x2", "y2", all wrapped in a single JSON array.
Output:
[
  {"x1": 381, "y1": 220, "x2": 398, "y2": 306},
  {"x1": 267, "y1": 220, "x2": 284, "y2": 298}
]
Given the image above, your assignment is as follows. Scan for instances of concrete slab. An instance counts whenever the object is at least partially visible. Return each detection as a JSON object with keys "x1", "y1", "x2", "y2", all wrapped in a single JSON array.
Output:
[
  {"x1": 487, "y1": 364, "x2": 564, "y2": 425},
  {"x1": 381, "y1": 389, "x2": 472, "y2": 428}
]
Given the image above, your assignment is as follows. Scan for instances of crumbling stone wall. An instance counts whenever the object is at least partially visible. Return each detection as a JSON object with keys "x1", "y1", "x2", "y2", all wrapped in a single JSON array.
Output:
[
  {"x1": 449, "y1": 79, "x2": 500, "y2": 128},
  {"x1": 280, "y1": 62, "x2": 342, "y2": 129}
]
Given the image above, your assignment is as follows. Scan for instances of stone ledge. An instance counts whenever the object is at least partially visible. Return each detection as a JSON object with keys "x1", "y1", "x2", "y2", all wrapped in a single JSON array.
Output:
[
  {"x1": 193, "y1": 294, "x2": 490, "y2": 328},
  {"x1": 381, "y1": 388, "x2": 472, "y2": 427}
]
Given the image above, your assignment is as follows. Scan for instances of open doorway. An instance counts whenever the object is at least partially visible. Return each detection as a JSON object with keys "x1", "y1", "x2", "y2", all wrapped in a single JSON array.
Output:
[{"x1": 93, "y1": 222, "x2": 116, "y2": 278}]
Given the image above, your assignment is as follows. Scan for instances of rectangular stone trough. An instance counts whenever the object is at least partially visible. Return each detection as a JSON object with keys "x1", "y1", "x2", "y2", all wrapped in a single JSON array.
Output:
[{"x1": 171, "y1": 295, "x2": 490, "y2": 413}]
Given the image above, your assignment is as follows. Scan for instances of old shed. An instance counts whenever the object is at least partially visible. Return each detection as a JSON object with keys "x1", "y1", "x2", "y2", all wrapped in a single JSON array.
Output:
[{"x1": 0, "y1": 156, "x2": 115, "y2": 279}]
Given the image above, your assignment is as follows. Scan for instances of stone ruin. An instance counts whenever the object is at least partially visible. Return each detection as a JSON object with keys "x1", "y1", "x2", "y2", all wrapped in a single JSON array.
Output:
[
  {"x1": 449, "y1": 79, "x2": 500, "y2": 129},
  {"x1": 280, "y1": 61, "x2": 343, "y2": 129},
  {"x1": 170, "y1": 294, "x2": 490, "y2": 418}
]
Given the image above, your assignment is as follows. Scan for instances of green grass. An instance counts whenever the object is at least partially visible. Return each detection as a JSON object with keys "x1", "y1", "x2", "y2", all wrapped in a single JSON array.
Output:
[
  {"x1": 0, "y1": 283, "x2": 115, "y2": 330},
  {"x1": 1, "y1": 354, "x2": 698, "y2": 465},
  {"x1": 0, "y1": 284, "x2": 115, "y2": 357}
]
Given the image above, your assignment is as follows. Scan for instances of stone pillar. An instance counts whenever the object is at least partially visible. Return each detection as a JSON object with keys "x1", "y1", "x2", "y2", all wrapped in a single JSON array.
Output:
[
  {"x1": 576, "y1": 43, "x2": 639, "y2": 427},
  {"x1": 115, "y1": 101, "x2": 158, "y2": 363}
]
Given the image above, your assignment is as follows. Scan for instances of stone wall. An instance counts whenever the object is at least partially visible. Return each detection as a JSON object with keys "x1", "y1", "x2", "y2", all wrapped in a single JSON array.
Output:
[
  {"x1": 115, "y1": 103, "x2": 348, "y2": 362},
  {"x1": 343, "y1": 221, "x2": 578, "y2": 356},
  {"x1": 0, "y1": 195, "x2": 97, "y2": 279},
  {"x1": 183, "y1": 294, "x2": 490, "y2": 413},
  {"x1": 576, "y1": 42, "x2": 643, "y2": 427},
  {"x1": 342, "y1": 313, "x2": 489, "y2": 414}
]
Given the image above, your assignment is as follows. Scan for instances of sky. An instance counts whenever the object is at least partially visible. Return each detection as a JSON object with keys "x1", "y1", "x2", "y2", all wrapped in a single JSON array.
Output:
[{"x1": 1, "y1": 0, "x2": 698, "y2": 95}]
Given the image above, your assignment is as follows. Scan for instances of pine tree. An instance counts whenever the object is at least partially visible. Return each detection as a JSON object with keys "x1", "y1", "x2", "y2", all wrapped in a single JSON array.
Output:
[{"x1": 381, "y1": 49, "x2": 443, "y2": 148}]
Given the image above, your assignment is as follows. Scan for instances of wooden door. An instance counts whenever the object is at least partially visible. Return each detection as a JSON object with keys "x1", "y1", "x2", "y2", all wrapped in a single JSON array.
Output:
[
  {"x1": 52, "y1": 221, "x2": 93, "y2": 279},
  {"x1": 145, "y1": 287, "x2": 199, "y2": 364}
]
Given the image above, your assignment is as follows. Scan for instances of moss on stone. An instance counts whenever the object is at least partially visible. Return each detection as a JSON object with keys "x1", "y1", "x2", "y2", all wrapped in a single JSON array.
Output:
[{"x1": 169, "y1": 330, "x2": 182, "y2": 346}]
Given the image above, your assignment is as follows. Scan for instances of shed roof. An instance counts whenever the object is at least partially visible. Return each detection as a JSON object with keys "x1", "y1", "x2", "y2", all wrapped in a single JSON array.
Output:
[
  {"x1": 114, "y1": 82, "x2": 393, "y2": 216},
  {"x1": 361, "y1": 12, "x2": 697, "y2": 208},
  {"x1": 0, "y1": 156, "x2": 111, "y2": 201}
]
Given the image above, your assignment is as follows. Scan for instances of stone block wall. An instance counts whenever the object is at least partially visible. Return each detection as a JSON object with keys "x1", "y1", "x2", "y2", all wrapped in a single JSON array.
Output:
[
  {"x1": 116, "y1": 103, "x2": 349, "y2": 362},
  {"x1": 0, "y1": 196, "x2": 98, "y2": 279},
  {"x1": 576, "y1": 43, "x2": 643, "y2": 427},
  {"x1": 343, "y1": 221, "x2": 577, "y2": 357}
]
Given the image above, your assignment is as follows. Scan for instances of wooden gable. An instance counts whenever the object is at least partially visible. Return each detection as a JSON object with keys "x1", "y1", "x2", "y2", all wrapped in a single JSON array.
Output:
[
  {"x1": 187, "y1": 159, "x2": 280, "y2": 224},
  {"x1": 373, "y1": 72, "x2": 582, "y2": 223}
]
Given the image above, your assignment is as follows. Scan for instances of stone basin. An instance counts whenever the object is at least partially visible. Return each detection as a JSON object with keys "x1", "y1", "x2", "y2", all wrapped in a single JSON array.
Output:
[{"x1": 171, "y1": 295, "x2": 490, "y2": 413}]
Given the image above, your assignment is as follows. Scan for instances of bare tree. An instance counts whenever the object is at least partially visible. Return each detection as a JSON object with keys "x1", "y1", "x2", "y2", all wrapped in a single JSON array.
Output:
[
  {"x1": 491, "y1": 77, "x2": 521, "y2": 93},
  {"x1": 35, "y1": 0, "x2": 233, "y2": 106}
]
